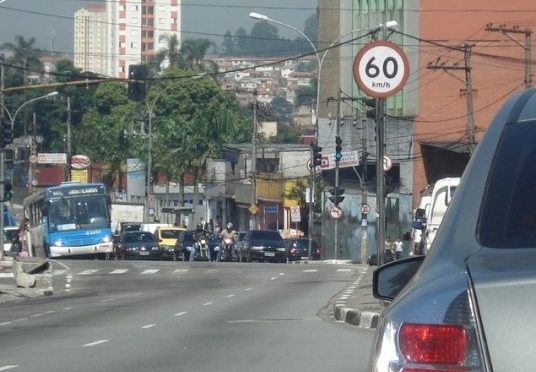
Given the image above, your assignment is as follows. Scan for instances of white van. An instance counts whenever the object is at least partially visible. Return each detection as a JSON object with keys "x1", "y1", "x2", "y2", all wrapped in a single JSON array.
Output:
[{"x1": 411, "y1": 177, "x2": 460, "y2": 254}]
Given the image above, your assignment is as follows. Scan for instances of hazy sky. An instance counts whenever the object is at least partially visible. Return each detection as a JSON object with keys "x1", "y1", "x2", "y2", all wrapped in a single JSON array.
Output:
[{"x1": 0, "y1": 0, "x2": 317, "y2": 56}]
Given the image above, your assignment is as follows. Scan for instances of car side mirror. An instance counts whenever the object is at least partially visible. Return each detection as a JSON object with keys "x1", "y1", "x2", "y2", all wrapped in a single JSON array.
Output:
[{"x1": 372, "y1": 256, "x2": 425, "y2": 301}]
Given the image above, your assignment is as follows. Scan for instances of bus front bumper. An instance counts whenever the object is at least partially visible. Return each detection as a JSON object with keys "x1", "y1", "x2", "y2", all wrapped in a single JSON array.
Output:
[{"x1": 50, "y1": 242, "x2": 113, "y2": 257}]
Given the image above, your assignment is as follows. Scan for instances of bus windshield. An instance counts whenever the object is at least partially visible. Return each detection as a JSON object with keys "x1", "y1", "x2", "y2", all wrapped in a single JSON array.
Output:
[{"x1": 49, "y1": 195, "x2": 109, "y2": 232}]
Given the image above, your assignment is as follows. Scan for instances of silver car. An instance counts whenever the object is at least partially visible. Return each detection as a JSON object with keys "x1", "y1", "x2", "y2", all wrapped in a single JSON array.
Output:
[{"x1": 369, "y1": 88, "x2": 536, "y2": 372}]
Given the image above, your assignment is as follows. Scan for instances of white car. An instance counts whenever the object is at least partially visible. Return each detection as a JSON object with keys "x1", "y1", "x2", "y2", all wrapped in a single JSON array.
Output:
[{"x1": 3, "y1": 226, "x2": 19, "y2": 256}]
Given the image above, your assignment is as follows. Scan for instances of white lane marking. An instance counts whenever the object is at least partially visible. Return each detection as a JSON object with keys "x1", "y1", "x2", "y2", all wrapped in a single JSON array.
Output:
[
  {"x1": 174, "y1": 312, "x2": 187, "y2": 317},
  {"x1": 83, "y1": 339, "x2": 109, "y2": 347},
  {"x1": 53, "y1": 269, "x2": 67, "y2": 276},
  {"x1": 337, "y1": 268, "x2": 351, "y2": 272},
  {"x1": 173, "y1": 269, "x2": 189, "y2": 274},
  {"x1": 45, "y1": 310, "x2": 55, "y2": 314},
  {"x1": 244, "y1": 288, "x2": 253, "y2": 291},
  {"x1": 0, "y1": 322, "x2": 12, "y2": 326},
  {"x1": 101, "y1": 298, "x2": 114, "y2": 303},
  {"x1": 202, "y1": 302, "x2": 214, "y2": 306},
  {"x1": 141, "y1": 323, "x2": 156, "y2": 329},
  {"x1": 303, "y1": 269, "x2": 318, "y2": 273},
  {"x1": 205, "y1": 269, "x2": 219, "y2": 273},
  {"x1": 49, "y1": 260, "x2": 70, "y2": 270},
  {"x1": 279, "y1": 273, "x2": 285, "y2": 276},
  {"x1": 228, "y1": 319, "x2": 256, "y2": 324},
  {"x1": 225, "y1": 294, "x2": 235, "y2": 298},
  {"x1": 63, "y1": 307, "x2": 72, "y2": 311},
  {"x1": 270, "y1": 277, "x2": 277, "y2": 281},
  {"x1": 141, "y1": 269, "x2": 159, "y2": 275},
  {"x1": 65, "y1": 284, "x2": 71, "y2": 289},
  {"x1": 0, "y1": 273, "x2": 13, "y2": 278},
  {"x1": 14, "y1": 318, "x2": 28, "y2": 322},
  {"x1": 0, "y1": 365, "x2": 18, "y2": 371},
  {"x1": 31, "y1": 313, "x2": 43, "y2": 318},
  {"x1": 78, "y1": 269, "x2": 98, "y2": 276},
  {"x1": 109, "y1": 269, "x2": 128, "y2": 274}
]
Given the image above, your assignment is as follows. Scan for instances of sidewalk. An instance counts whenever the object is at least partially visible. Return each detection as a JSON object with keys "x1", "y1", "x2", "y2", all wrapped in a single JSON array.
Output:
[{"x1": 333, "y1": 264, "x2": 382, "y2": 329}]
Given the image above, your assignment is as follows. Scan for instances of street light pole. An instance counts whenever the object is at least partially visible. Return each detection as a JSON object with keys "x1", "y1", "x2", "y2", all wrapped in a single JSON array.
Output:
[
  {"x1": 0, "y1": 90, "x2": 58, "y2": 260},
  {"x1": 249, "y1": 11, "x2": 320, "y2": 258}
]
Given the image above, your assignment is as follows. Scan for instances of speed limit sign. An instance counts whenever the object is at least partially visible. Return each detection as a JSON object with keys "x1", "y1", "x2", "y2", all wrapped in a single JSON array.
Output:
[{"x1": 353, "y1": 40, "x2": 409, "y2": 98}]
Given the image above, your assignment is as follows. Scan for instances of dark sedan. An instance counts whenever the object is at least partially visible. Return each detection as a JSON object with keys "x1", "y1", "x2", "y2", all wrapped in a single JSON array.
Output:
[
  {"x1": 284, "y1": 238, "x2": 321, "y2": 261},
  {"x1": 115, "y1": 231, "x2": 161, "y2": 259},
  {"x1": 369, "y1": 88, "x2": 536, "y2": 372},
  {"x1": 239, "y1": 229, "x2": 287, "y2": 263}
]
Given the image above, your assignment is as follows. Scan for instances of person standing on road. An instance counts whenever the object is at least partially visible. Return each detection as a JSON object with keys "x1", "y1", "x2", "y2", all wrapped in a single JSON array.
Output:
[
  {"x1": 14, "y1": 218, "x2": 30, "y2": 257},
  {"x1": 394, "y1": 238, "x2": 404, "y2": 260}
]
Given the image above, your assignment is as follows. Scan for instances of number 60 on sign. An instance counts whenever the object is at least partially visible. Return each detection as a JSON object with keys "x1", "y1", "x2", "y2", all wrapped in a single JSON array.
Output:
[{"x1": 353, "y1": 40, "x2": 409, "y2": 98}]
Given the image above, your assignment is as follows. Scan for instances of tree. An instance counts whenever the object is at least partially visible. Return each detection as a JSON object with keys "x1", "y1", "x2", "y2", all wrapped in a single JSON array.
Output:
[
  {"x1": 153, "y1": 34, "x2": 181, "y2": 73},
  {"x1": 270, "y1": 96, "x2": 293, "y2": 122},
  {"x1": 76, "y1": 82, "x2": 139, "y2": 190},
  {"x1": 2, "y1": 35, "x2": 43, "y2": 86},
  {"x1": 249, "y1": 21, "x2": 279, "y2": 56},
  {"x1": 294, "y1": 78, "x2": 317, "y2": 107},
  {"x1": 221, "y1": 31, "x2": 234, "y2": 55},
  {"x1": 233, "y1": 27, "x2": 249, "y2": 54},
  {"x1": 303, "y1": 14, "x2": 318, "y2": 48},
  {"x1": 179, "y1": 39, "x2": 215, "y2": 70}
]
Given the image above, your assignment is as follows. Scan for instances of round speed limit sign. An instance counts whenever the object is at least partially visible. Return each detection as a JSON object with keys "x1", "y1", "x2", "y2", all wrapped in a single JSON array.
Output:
[{"x1": 353, "y1": 40, "x2": 409, "y2": 98}]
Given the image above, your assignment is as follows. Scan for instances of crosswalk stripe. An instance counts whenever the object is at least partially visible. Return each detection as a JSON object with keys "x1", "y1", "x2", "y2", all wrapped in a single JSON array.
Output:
[
  {"x1": 303, "y1": 269, "x2": 318, "y2": 273},
  {"x1": 0, "y1": 273, "x2": 13, "y2": 278},
  {"x1": 78, "y1": 269, "x2": 99, "y2": 275},
  {"x1": 109, "y1": 269, "x2": 128, "y2": 274},
  {"x1": 141, "y1": 269, "x2": 159, "y2": 275}
]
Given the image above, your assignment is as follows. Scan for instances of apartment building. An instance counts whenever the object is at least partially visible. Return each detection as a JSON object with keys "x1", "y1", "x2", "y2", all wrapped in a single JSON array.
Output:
[
  {"x1": 74, "y1": 4, "x2": 108, "y2": 75},
  {"x1": 105, "y1": 0, "x2": 182, "y2": 78}
]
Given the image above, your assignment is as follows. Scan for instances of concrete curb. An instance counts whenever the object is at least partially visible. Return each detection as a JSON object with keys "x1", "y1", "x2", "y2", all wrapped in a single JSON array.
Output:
[{"x1": 332, "y1": 265, "x2": 381, "y2": 329}]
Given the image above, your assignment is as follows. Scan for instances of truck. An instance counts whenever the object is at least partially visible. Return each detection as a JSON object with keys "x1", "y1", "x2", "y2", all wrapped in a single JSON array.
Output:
[
  {"x1": 110, "y1": 202, "x2": 145, "y2": 235},
  {"x1": 411, "y1": 177, "x2": 460, "y2": 254}
]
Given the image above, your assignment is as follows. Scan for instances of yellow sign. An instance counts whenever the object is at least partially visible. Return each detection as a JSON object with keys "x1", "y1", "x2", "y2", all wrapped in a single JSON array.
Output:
[
  {"x1": 249, "y1": 204, "x2": 259, "y2": 215},
  {"x1": 71, "y1": 169, "x2": 88, "y2": 183}
]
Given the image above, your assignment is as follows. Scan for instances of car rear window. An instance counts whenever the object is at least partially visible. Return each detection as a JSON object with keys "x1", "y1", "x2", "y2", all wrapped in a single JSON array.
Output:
[
  {"x1": 161, "y1": 230, "x2": 181, "y2": 239},
  {"x1": 479, "y1": 120, "x2": 536, "y2": 248},
  {"x1": 249, "y1": 230, "x2": 283, "y2": 241}
]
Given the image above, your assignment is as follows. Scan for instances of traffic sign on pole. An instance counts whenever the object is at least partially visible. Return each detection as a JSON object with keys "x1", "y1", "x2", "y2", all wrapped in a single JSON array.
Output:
[{"x1": 353, "y1": 40, "x2": 409, "y2": 98}]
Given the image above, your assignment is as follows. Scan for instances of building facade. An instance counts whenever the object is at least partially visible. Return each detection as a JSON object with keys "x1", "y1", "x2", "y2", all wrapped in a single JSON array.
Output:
[
  {"x1": 74, "y1": 4, "x2": 108, "y2": 75},
  {"x1": 105, "y1": 0, "x2": 182, "y2": 78}
]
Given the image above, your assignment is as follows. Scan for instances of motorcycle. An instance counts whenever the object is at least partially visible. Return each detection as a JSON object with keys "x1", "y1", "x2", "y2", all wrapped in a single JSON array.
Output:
[
  {"x1": 194, "y1": 237, "x2": 209, "y2": 261},
  {"x1": 219, "y1": 237, "x2": 234, "y2": 262}
]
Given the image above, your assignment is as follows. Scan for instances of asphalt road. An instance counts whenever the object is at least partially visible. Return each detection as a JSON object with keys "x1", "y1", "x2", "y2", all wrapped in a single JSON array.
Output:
[{"x1": 0, "y1": 260, "x2": 375, "y2": 372}]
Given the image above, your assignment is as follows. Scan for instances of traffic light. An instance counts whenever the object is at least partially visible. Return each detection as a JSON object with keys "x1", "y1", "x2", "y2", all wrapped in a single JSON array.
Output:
[
  {"x1": 3, "y1": 183, "x2": 12, "y2": 202},
  {"x1": 128, "y1": 64, "x2": 147, "y2": 101},
  {"x1": 1, "y1": 120, "x2": 13, "y2": 147},
  {"x1": 360, "y1": 97, "x2": 377, "y2": 119},
  {"x1": 312, "y1": 143, "x2": 322, "y2": 167},
  {"x1": 335, "y1": 136, "x2": 342, "y2": 162},
  {"x1": 328, "y1": 187, "x2": 345, "y2": 206}
]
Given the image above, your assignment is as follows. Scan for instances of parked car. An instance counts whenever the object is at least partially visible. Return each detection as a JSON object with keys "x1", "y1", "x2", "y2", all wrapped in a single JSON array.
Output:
[
  {"x1": 239, "y1": 229, "x2": 286, "y2": 263},
  {"x1": 3, "y1": 226, "x2": 19, "y2": 256},
  {"x1": 369, "y1": 89, "x2": 536, "y2": 372},
  {"x1": 114, "y1": 231, "x2": 161, "y2": 260},
  {"x1": 175, "y1": 230, "x2": 196, "y2": 261},
  {"x1": 284, "y1": 238, "x2": 321, "y2": 261}
]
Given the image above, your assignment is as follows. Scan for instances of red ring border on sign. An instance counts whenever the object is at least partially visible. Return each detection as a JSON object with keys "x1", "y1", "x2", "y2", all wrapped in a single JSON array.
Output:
[{"x1": 353, "y1": 40, "x2": 410, "y2": 98}]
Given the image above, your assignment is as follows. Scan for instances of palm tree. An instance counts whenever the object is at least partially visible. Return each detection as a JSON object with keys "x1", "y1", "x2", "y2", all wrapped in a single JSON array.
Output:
[
  {"x1": 3, "y1": 35, "x2": 43, "y2": 85},
  {"x1": 179, "y1": 38, "x2": 215, "y2": 70},
  {"x1": 153, "y1": 34, "x2": 181, "y2": 73}
]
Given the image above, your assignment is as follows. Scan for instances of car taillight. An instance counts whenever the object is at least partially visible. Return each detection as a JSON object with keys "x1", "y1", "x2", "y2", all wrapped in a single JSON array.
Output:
[{"x1": 400, "y1": 323, "x2": 467, "y2": 366}]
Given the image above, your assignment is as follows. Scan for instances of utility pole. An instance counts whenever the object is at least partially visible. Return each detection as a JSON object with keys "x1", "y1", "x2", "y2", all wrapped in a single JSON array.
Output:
[
  {"x1": 485, "y1": 24, "x2": 532, "y2": 89},
  {"x1": 360, "y1": 117, "x2": 368, "y2": 264},
  {"x1": 249, "y1": 89, "x2": 258, "y2": 230},
  {"x1": 66, "y1": 96, "x2": 72, "y2": 181},
  {"x1": 334, "y1": 90, "x2": 341, "y2": 260},
  {"x1": 427, "y1": 44, "x2": 476, "y2": 154},
  {"x1": 0, "y1": 54, "x2": 5, "y2": 262}
]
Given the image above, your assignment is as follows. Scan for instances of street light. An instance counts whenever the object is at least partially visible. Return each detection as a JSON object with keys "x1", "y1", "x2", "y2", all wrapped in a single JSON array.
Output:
[{"x1": 0, "y1": 90, "x2": 59, "y2": 261}]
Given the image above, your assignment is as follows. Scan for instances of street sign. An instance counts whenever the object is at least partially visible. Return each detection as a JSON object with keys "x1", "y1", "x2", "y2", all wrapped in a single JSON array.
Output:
[
  {"x1": 353, "y1": 40, "x2": 409, "y2": 98},
  {"x1": 330, "y1": 206, "x2": 342, "y2": 219},
  {"x1": 37, "y1": 153, "x2": 67, "y2": 165},
  {"x1": 249, "y1": 204, "x2": 259, "y2": 215},
  {"x1": 320, "y1": 150, "x2": 359, "y2": 170},
  {"x1": 290, "y1": 206, "x2": 301, "y2": 222},
  {"x1": 383, "y1": 156, "x2": 393, "y2": 172}
]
